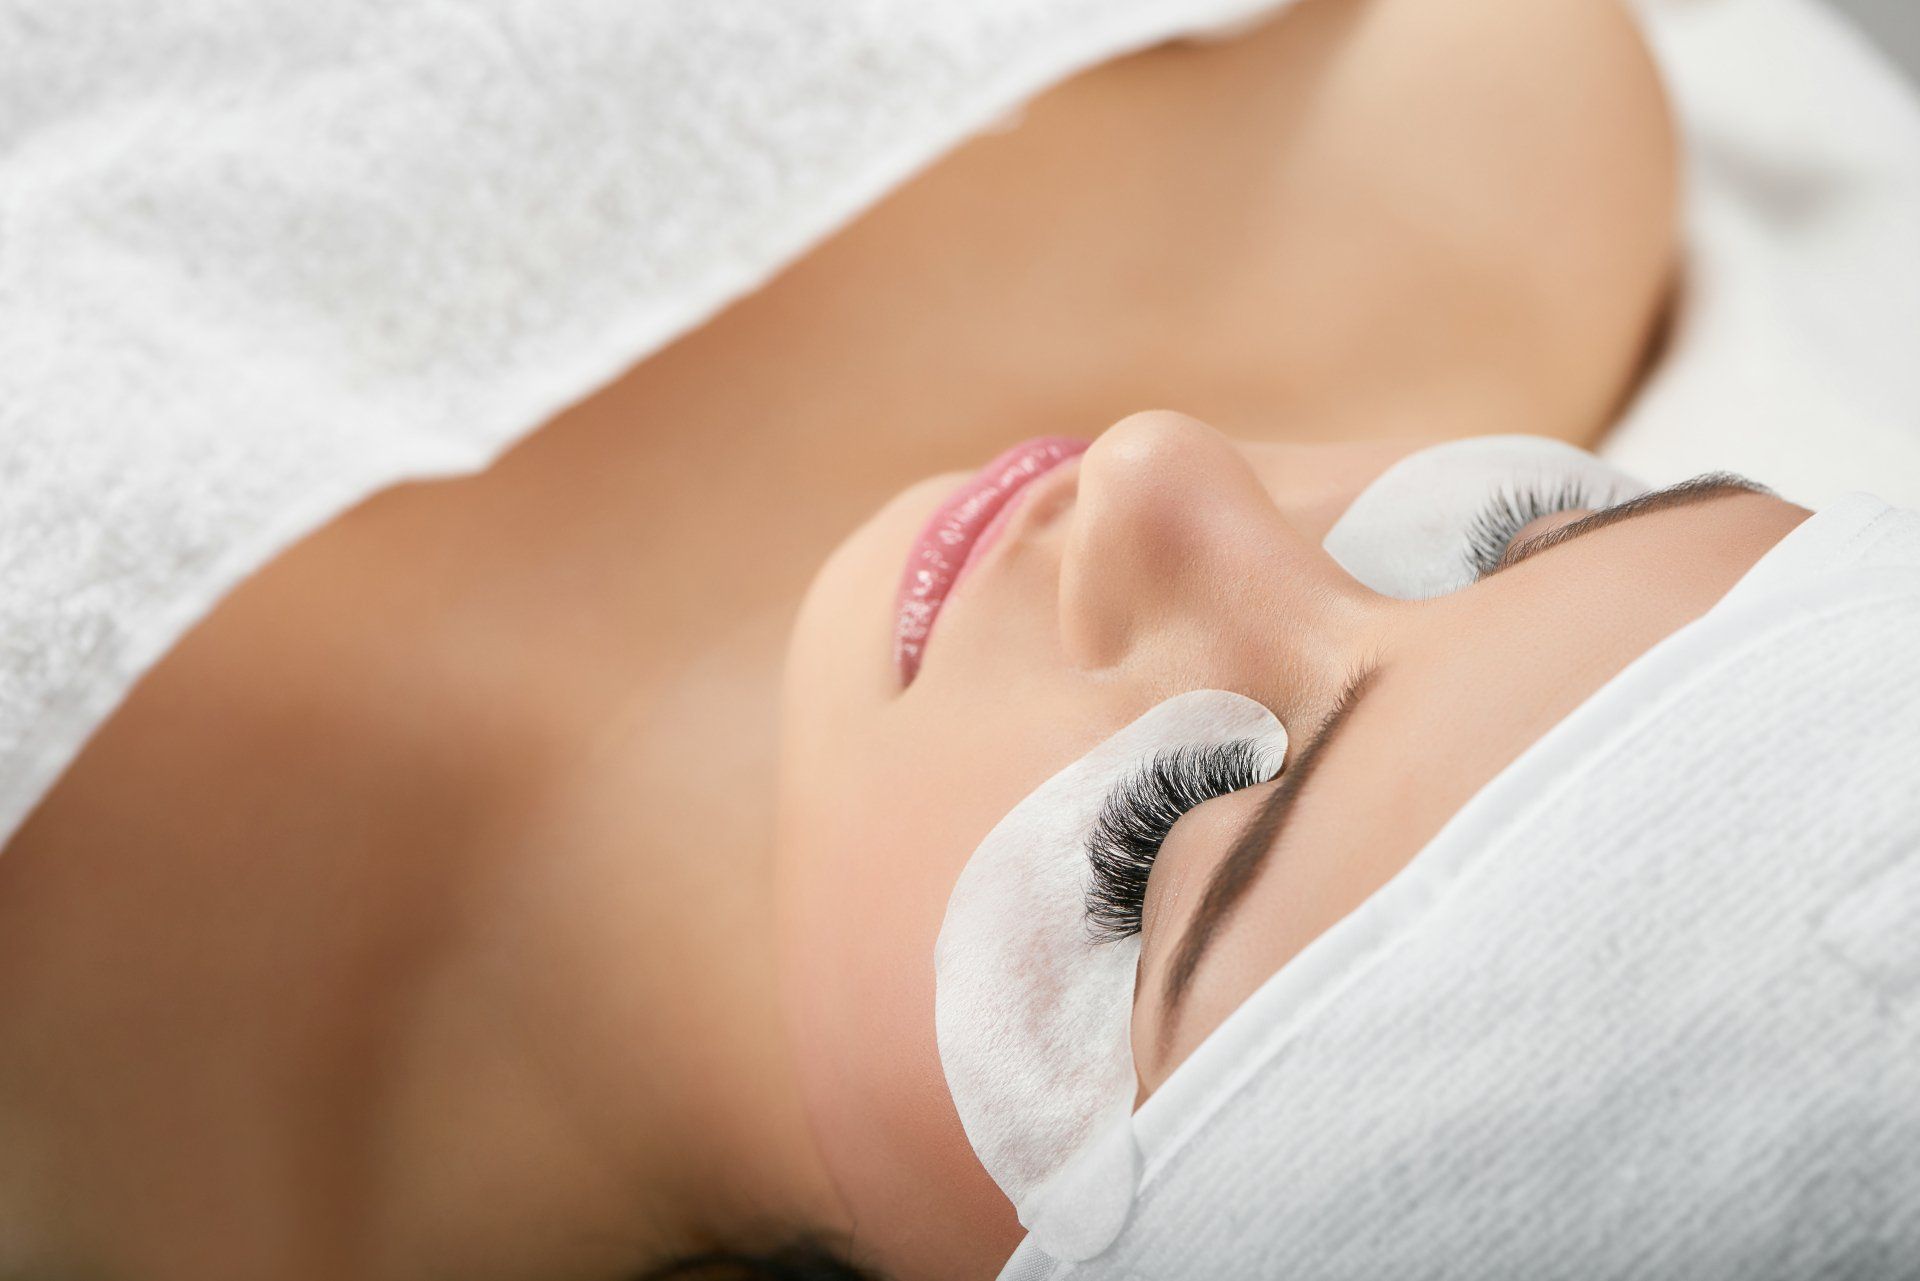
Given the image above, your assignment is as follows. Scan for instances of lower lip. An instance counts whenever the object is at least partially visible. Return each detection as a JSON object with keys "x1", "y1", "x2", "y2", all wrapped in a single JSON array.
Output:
[{"x1": 893, "y1": 436, "x2": 1090, "y2": 686}]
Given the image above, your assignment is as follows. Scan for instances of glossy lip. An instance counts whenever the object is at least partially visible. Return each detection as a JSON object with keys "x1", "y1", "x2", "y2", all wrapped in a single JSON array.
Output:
[{"x1": 892, "y1": 436, "x2": 1091, "y2": 686}]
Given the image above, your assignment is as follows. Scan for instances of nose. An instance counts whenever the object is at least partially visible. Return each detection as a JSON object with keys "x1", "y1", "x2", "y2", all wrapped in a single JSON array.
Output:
[{"x1": 1058, "y1": 411, "x2": 1379, "y2": 706}]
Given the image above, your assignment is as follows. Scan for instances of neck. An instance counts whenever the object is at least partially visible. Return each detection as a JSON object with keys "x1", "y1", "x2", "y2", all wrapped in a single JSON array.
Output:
[{"x1": 361, "y1": 638, "x2": 851, "y2": 1272}]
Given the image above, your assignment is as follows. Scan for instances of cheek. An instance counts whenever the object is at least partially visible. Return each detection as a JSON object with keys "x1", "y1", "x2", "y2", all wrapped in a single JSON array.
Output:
[{"x1": 773, "y1": 753, "x2": 1023, "y2": 1269}]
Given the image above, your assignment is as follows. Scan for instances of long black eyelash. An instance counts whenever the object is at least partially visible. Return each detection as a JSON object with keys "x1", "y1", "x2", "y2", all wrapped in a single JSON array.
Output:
[
  {"x1": 1459, "y1": 476, "x2": 1612, "y2": 580},
  {"x1": 1083, "y1": 739, "x2": 1274, "y2": 944}
]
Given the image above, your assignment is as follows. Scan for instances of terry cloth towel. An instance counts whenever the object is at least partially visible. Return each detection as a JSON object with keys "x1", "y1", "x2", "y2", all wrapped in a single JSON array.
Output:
[
  {"x1": 995, "y1": 495, "x2": 1920, "y2": 1280},
  {"x1": 1, "y1": 0, "x2": 1917, "y2": 851}
]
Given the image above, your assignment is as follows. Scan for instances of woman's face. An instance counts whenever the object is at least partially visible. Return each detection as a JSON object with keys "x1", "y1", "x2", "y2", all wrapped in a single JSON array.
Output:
[{"x1": 774, "y1": 412, "x2": 1807, "y2": 1276}]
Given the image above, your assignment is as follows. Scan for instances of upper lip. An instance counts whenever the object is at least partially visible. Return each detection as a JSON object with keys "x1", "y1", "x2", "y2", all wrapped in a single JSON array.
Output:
[{"x1": 891, "y1": 437, "x2": 1089, "y2": 686}]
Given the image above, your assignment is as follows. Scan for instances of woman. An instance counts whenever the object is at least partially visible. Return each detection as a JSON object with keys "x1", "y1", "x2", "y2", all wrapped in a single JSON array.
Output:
[{"x1": 0, "y1": 1, "x2": 1805, "y2": 1277}]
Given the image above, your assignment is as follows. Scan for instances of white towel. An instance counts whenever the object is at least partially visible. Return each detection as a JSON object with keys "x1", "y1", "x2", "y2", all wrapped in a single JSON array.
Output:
[
  {"x1": 997, "y1": 496, "x2": 1920, "y2": 1280},
  {"x1": 2, "y1": 0, "x2": 1917, "y2": 854}
]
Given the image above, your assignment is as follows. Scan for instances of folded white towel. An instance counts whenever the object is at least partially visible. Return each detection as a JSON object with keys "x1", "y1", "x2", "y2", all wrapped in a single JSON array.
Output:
[
  {"x1": 1, "y1": 0, "x2": 1916, "y2": 853},
  {"x1": 998, "y1": 495, "x2": 1920, "y2": 1279}
]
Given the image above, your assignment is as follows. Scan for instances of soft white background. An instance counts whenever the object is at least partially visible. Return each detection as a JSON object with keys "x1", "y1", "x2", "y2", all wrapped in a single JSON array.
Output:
[{"x1": 1833, "y1": 0, "x2": 1920, "y2": 81}]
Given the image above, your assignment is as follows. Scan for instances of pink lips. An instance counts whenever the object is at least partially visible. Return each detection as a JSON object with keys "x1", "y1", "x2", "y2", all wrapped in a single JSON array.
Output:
[{"x1": 893, "y1": 436, "x2": 1090, "y2": 686}]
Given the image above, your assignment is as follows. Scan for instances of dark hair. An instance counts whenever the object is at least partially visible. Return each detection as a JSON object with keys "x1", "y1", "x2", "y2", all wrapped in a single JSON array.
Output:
[{"x1": 637, "y1": 1237, "x2": 883, "y2": 1281}]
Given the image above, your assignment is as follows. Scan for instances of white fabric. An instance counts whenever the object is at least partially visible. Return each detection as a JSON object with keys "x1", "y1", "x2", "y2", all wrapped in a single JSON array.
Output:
[
  {"x1": 998, "y1": 497, "x2": 1920, "y2": 1279},
  {"x1": 1602, "y1": 0, "x2": 1920, "y2": 505},
  {"x1": 1, "y1": 0, "x2": 1916, "y2": 854}
]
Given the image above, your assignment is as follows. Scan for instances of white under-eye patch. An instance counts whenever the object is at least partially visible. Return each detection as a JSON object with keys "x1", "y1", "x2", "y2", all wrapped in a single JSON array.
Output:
[
  {"x1": 934, "y1": 689, "x2": 1286, "y2": 1261},
  {"x1": 1323, "y1": 436, "x2": 1646, "y2": 598}
]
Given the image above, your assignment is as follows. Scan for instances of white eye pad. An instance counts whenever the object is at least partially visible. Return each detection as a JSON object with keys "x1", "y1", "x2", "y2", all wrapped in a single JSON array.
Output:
[
  {"x1": 1323, "y1": 435, "x2": 1647, "y2": 599},
  {"x1": 934, "y1": 689, "x2": 1287, "y2": 1261}
]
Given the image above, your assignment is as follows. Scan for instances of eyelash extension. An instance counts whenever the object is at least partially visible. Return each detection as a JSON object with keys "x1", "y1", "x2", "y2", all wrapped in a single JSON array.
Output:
[
  {"x1": 1083, "y1": 739, "x2": 1274, "y2": 944},
  {"x1": 1459, "y1": 475, "x2": 1615, "y2": 580}
]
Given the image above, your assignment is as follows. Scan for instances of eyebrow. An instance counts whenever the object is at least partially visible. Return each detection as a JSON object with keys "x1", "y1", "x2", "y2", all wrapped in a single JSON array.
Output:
[{"x1": 1153, "y1": 470, "x2": 1770, "y2": 1046}]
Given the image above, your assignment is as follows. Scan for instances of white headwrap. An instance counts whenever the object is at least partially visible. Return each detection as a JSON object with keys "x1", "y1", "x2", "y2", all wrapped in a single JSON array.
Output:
[{"x1": 994, "y1": 494, "x2": 1920, "y2": 1278}]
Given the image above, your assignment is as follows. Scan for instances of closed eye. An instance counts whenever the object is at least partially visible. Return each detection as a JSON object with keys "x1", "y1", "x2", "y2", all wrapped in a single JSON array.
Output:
[{"x1": 1482, "y1": 473, "x2": 1770, "y2": 578}]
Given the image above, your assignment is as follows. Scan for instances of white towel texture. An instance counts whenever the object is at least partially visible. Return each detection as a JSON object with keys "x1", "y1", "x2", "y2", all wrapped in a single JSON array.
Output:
[
  {"x1": 0, "y1": 0, "x2": 1915, "y2": 848},
  {"x1": 997, "y1": 496, "x2": 1920, "y2": 1279}
]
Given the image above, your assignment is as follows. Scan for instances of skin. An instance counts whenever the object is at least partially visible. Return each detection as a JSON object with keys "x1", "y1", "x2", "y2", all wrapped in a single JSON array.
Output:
[{"x1": 0, "y1": 2, "x2": 1680, "y2": 1278}]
